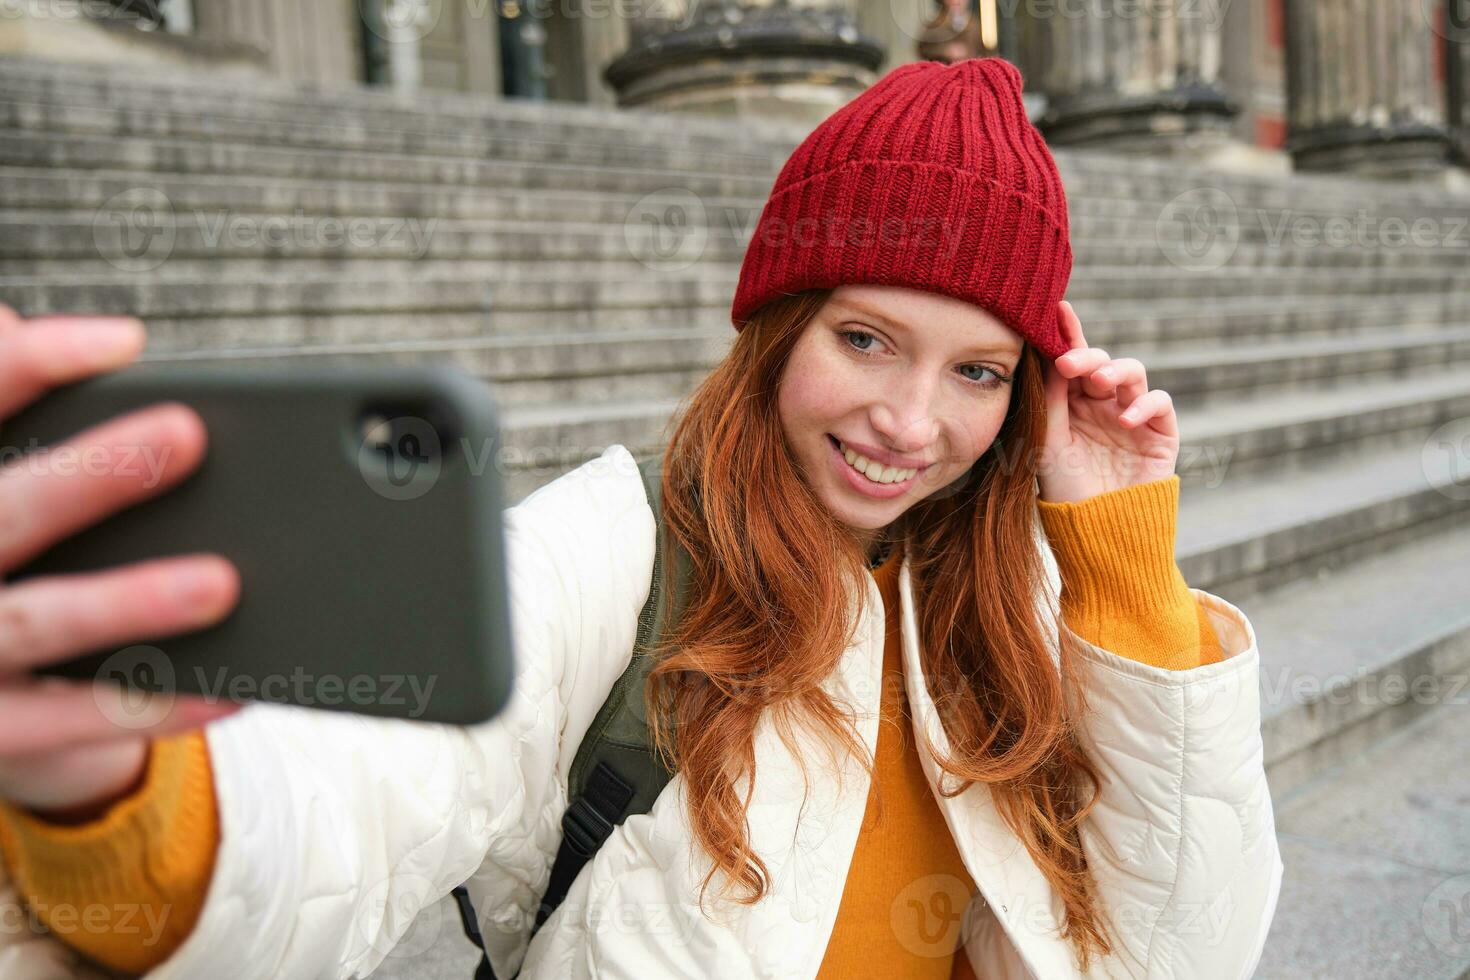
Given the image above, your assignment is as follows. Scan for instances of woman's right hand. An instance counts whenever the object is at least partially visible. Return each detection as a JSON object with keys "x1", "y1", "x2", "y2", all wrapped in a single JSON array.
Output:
[{"x1": 0, "y1": 303, "x2": 242, "y2": 822}]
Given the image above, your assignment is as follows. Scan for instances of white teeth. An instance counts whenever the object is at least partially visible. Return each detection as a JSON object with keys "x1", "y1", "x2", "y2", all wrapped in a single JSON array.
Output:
[{"x1": 838, "y1": 440, "x2": 917, "y2": 485}]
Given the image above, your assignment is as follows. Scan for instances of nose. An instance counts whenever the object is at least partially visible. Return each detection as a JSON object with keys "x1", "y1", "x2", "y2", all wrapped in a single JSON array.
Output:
[{"x1": 870, "y1": 375, "x2": 941, "y2": 455}]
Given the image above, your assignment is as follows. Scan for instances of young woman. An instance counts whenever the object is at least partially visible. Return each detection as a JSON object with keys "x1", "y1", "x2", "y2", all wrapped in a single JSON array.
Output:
[{"x1": 0, "y1": 58, "x2": 1282, "y2": 979}]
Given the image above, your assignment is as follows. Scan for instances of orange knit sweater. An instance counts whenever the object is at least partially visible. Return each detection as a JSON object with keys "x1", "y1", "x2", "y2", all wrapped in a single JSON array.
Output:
[
  {"x1": 0, "y1": 475, "x2": 1222, "y2": 976},
  {"x1": 814, "y1": 475, "x2": 1223, "y2": 978}
]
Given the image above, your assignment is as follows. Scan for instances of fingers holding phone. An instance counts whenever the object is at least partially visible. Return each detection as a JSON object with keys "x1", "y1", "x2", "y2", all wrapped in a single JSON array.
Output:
[
  {"x1": 0, "y1": 305, "x2": 146, "y2": 413},
  {"x1": 0, "y1": 304, "x2": 242, "y2": 816}
]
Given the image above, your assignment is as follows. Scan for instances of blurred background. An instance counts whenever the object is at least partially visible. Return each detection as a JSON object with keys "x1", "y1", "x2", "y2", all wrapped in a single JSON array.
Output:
[{"x1": 1, "y1": 1, "x2": 1469, "y2": 977}]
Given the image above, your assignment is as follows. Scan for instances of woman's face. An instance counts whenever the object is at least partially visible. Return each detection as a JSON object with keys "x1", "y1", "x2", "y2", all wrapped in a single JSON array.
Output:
[{"x1": 776, "y1": 284, "x2": 1024, "y2": 548}]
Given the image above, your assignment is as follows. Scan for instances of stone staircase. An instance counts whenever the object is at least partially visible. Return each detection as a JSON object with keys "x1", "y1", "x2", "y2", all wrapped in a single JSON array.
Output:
[{"x1": 2, "y1": 54, "x2": 1469, "y2": 980}]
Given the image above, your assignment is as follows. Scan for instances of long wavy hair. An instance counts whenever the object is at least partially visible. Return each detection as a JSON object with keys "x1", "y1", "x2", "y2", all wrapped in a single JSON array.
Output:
[{"x1": 641, "y1": 288, "x2": 1114, "y2": 970}]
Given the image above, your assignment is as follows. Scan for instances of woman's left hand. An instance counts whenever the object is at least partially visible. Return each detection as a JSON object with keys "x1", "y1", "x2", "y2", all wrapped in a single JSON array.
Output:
[{"x1": 1037, "y1": 300, "x2": 1180, "y2": 505}]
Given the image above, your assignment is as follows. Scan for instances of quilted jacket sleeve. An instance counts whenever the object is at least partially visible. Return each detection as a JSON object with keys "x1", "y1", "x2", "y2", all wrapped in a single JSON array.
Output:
[
  {"x1": 1036, "y1": 488, "x2": 1284, "y2": 980},
  {"x1": 0, "y1": 444, "x2": 655, "y2": 980}
]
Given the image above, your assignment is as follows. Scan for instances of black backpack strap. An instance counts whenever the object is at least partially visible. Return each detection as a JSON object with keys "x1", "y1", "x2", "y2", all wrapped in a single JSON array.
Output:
[
  {"x1": 452, "y1": 453, "x2": 689, "y2": 979},
  {"x1": 452, "y1": 883, "x2": 500, "y2": 979},
  {"x1": 529, "y1": 454, "x2": 686, "y2": 929},
  {"x1": 533, "y1": 760, "x2": 637, "y2": 930}
]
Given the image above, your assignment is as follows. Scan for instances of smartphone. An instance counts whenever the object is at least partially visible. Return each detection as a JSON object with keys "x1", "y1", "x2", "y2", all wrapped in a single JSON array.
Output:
[{"x1": 0, "y1": 362, "x2": 515, "y2": 726}]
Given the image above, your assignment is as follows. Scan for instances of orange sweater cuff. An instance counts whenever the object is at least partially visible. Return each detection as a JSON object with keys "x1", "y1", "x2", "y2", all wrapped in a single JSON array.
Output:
[
  {"x1": 0, "y1": 729, "x2": 221, "y2": 974},
  {"x1": 1036, "y1": 474, "x2": 1224, "y2": 670}
]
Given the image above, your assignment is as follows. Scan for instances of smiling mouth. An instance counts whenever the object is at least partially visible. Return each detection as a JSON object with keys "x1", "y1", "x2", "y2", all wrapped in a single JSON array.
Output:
[{"x1": 827, "y1": 434, "x2": 923, "y2": 485}]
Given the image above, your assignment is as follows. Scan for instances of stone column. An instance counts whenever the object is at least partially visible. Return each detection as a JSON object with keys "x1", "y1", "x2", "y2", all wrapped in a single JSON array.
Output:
[
  {"x1": 1446, "y1": 0, "x2": 1470, "y2": 166},
  {"x1": 1282, "y1": 0, "x2": 1450, "y2": 177},
  {"x1": 192, "y1": 0, "x2": 362, "y2": 85},
  {"x1": 858, "y1": 0, "x2": 937, "y2": 78},
  {"x1": 0, "y1": 0, "x2": 269, "y2": 74},
  {"x1": 600, "y1": 0, "x2": 886, "y2": 125},
  {"x1": 1011, "y1": 0, "x2": 1239, "y2": 151}
]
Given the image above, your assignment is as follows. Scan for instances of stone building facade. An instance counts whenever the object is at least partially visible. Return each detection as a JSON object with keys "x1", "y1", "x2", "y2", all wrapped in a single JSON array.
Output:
[{"x1": 1, "y1": 0, "x2": 1466, "y2": 178}]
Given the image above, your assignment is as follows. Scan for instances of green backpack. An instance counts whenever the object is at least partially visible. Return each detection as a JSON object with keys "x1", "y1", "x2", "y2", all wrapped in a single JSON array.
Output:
[{"x1": 453, "y1": 454, "x2": 692, "y2": 980}]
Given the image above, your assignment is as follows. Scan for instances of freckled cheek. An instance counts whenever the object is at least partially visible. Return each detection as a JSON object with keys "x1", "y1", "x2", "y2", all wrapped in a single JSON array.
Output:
[
  {"x1": 939, "y1": 407, "x2": 1010, "y2": 473},
  {"x1": 975, "y1": 415, "x2": 1008, "y2": 453},
  {"x1": 781, "y1": 368, "x2": 860, "y2": 432},
  {"x1": 777, "y1": 381, "x2": 842, "y2": 473}
]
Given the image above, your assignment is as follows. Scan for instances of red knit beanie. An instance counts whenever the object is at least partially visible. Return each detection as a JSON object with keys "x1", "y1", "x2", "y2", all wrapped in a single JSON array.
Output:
[{"x1": 730, "y1": 56, "x2": 1072, "y2": 360}]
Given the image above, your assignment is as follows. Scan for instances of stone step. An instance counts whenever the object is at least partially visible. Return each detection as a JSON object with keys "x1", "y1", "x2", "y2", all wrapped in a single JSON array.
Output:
[
  {"x1": 1055, "y1": 151, "x2": 1470, "y2": 215},
  {"x1": 0, "y1": 165, "x2": 764, "y2": 225},
  {"x1": 1175, "y1": 436, "x2": 1470, "y2": 601},
  {"x1": 1142, "y1": 325, "x2": 1470, "y2": 404},
  {"x1": 140, "y1": 322, "x2": 727, "y2": 368},
  {"x1": 129, "y1": 309, "x2": 734, "y2": 349},
  {"x1": 1068, "y1": 186, "x2": 1470, "y2": 224},
  {"x1": 496, "y1": 399, "x2": 685, "y2": 499},
  {"x1": 1247, "y1": 523, "x2": 1470, "y2": 979},
  {"x1": 1072, "y1": 209, "x2": 1470, "y2": 260},
  {"x1": 1250, "y1": 519, "x2": 1470, "y2": 801},
  {"x1": 1078, "y1": 295, "x2": 1470, "y2": 350},
  {"x1": 5, "y1": 211, "x2": 1465, "y2": 276},
  {"x1": 141, "y1": 327, "x2": 736, "y2": 408},
  {"x1": 7, "y1": 167, "x2": 1468, "y2": 247},
  {"x1": 1176, "y1": 370, "x2": 1470, "y2": 485},
  {"x1": 4, "y1": 266, "x2": 1461, "y2": 321},
  {"x1": 0, "y1": 271, "x2": 738, "y2": 318},
  {"x1": 0, "y1": 98, "x2": 787, "y2": 179},
  {"x1": 0, "y1": 56, "x2": 811, "y2": 155},
  {"x1": 0, "y1": 255, "x2": 740, "y2": 286},
  {"x1": 1051, "y1": 165, "x2": 1470, "y2": 220},
  {"x1": 0, "y1": 129, "x2": 780, "y2": 199},
  {"x1": 1259, "y1": 698, "x2": 1470, "y2": 979}
]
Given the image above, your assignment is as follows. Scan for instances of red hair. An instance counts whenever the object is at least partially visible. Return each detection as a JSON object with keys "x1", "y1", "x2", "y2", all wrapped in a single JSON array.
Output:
[{"x1": 642, "y1": 289, "x2": 1114, "y2": 969}]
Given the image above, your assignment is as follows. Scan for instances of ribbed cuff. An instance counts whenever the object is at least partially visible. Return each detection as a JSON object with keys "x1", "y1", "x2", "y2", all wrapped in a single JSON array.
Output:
[
  {"x1": 0, "y1": 730, "x2": 221, "y2": 973},
  {"x1": 1036, "y1": 475, "x2": 1215, "y2": 670},
  {"x1": 1037, "y1": 475, "x2": 1186, "y2": 613}
]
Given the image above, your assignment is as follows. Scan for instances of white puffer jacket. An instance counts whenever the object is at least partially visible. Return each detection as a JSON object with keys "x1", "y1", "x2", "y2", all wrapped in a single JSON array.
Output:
[{"x1": 0, "y1": 443, "x2": 1282, "y2": 980}]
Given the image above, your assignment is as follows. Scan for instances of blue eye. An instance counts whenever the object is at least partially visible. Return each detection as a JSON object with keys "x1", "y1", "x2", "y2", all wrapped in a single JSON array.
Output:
[
  {"x1": 959, "y1": 364, "x2": 1001, "y2": 384},
  {"x1": 839, "y1": 329, "x2": 1011, "y2": 390}
]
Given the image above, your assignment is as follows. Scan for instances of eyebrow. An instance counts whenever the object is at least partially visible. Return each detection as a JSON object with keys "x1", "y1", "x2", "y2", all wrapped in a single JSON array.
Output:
[{"x1": 830, "y1": 300, "x2": 1023, "y2": 358}]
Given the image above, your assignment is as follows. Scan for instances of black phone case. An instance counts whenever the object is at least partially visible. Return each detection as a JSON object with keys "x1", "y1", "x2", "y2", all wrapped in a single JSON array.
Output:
[{"x1": 0, "y1": 363, "x2": 515, "y2": 726}]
